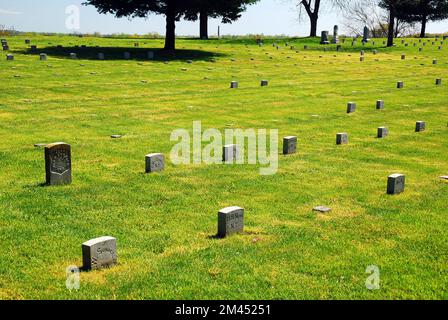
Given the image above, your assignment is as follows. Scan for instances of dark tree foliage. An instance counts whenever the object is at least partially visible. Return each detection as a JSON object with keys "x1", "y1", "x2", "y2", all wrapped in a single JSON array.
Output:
[
  {"x1": 83, "y1": 0, "x2": 199, "y2": 51},
  {"x1": 185, "y1": 0, "x2": 259, "y2": 39},
  {"x1": 398, "y1": 0, "x2": 448, "y2": 37}
]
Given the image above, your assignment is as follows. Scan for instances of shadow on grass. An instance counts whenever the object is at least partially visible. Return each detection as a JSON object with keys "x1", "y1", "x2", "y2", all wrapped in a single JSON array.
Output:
[{"x1": 19, "y1": 46, "x2": 226, "y2": 62}]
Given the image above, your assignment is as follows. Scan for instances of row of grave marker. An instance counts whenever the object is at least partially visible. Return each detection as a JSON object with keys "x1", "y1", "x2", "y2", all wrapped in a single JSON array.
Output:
[{"x1": 77, "y1": 168, "x2": 415, "y2": 271}]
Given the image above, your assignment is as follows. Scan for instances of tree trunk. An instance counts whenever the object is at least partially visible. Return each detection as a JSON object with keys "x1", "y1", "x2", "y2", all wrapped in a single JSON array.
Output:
[
  {"x1": 200, "y1": 10, "x2": 208, "y2": 40},
  {"x1": 310, "y1": 14, "x2": 318, "y2": 37},
  {"x1": 164, "y1": 2, "x2": 176, "y2": 51},
  {"x1": 302, "y1": 0, "x2": 320, "y2": 37},
  {"x1": 420, "y1": 15, "x2": 427, "y2": 38},
  {"x1": 387, "y1": 9, "x2": 395, "y2": 47}
]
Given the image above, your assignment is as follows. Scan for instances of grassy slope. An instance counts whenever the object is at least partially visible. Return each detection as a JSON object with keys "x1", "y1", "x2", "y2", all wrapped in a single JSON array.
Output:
[{"x1": 0, "y1": 35, "x2": 447, "y2": 300}]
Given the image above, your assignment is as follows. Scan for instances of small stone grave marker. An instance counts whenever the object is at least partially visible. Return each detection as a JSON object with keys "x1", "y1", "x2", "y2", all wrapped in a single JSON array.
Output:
[
  {"x1": 283, "y1": 136, "x2": 297, "y2": 155},
  {"x1": 145, "y1": 153, "x2": 165, "y2": 173},
  {"x1": 82, "y1": 236, "x2": 117, "y2": 270},
  {"x1": 387, "y1": 174, "x2": 405, "y2": 195},
  {"x1": 45, "y1": 142, "x2": 72, "y2": 186},
  {"x1": 218, "y1": 206, "x2": 244, "y2": 238}
]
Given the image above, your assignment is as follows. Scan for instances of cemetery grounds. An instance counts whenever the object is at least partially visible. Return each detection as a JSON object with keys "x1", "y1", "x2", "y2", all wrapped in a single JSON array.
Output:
[{"x1": 0, "y1": 35, "x2": 447, "y2": 299}]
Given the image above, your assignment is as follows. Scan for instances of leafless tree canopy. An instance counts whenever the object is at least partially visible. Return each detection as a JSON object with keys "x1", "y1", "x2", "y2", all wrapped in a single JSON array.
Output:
[{"x1": 342, "y1": 0, "x2": 418, "y2": 37}]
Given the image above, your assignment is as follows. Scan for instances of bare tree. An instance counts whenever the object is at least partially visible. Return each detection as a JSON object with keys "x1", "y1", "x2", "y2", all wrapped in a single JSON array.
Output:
[
  {"x1": 296, "y1": 0, "x2": 349, "y2": 37},
  {"x1": 343, "y1": 0, "x2": 418, "y2": 38}
]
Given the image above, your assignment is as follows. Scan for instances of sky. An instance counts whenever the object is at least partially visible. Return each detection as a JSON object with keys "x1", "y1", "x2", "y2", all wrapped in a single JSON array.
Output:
[{"x1": 0, "y1": 0, "x2": 447, "y2": 37}]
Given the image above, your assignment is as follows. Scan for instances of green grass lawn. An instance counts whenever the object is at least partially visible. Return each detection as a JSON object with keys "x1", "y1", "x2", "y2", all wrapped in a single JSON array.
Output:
[{"x1": 0, "y1": 35, "x2": 447, "y2": 300}]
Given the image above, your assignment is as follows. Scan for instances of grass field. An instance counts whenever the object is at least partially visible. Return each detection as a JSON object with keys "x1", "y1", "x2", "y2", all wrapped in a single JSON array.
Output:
[{"x1": 0, "y1": 35, "x2": 447, "y2": 300}]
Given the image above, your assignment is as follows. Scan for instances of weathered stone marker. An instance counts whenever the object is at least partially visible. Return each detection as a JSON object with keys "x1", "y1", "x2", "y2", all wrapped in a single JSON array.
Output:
[
  {"x1": 436, "y1": 78, "x2": 442, "y2": 85},
  {"x1": 230, "y1": 81, "x2": 238, "y2": 89},
  {"x1": 362, "y1": 26, "x2": 370, "y2": 43},
  {"x1": 336, "y1": 133, "x2": 348, "y2": 145},
  {"x1": 218, "y1": 206, "x2": 244, "y2": 238},
  {"x1": 145, "y1": 153, "x2": 165, "y2": 173},
  {"x1": 124, "y1": 52, "x2": 131, "y2": 60},
  {"x1": 332, "y1": 25, "x2": 339, "y2": 44},
  {"x1": 433, "y1": 59, "x2": 437, "y2": 65},
  {"x1": 377, "y1": 127, "x2": 389, "y2": 138},
  {"x1": 223, "y1": 144, "x2": 238, "y2": 163},
  {"x1": 397, "y1": 81, "x2": 404, "y2": 89},
  {"x1": 98, "y1": 53, "x2": 105, "y2": 60},
  {"x1": 376, "y1": 100, "x2": 385, "y2": 110},
  {"x1": 82, "y1": 236, "x2": 117, "y2": 270},
  {"x1": 401, "y1": 54, "x2": 406, "y2": 60},
  {"x1": 283, "y1": 136, "x2": 297, "y2": 155},
  {"x1": 6, "y1": 54, "x2": 13, "y2": 61},
  {"x1": 415, "y1": 121, "x2": 426, "y2": 132},
  {"x1": 387, "y1": 174, "x2": 405, "y2": 195},
  {"x1": 347, "y1": 102, "x2": 356, "y2": 113},
  {"x1": 40, "y1": 53, "x2": 47, "y2": 61},
  {"x1": 261, "y1": 80, "x2": 269, "y2": 87},
  {"x1": 69, "y1": 53, "x2": 77, "y2": 59},
  {"x1": 31, "y1": 45, "x2": 37, "y2": 51},
  {"x1": 25, "y1": 39, "x2": 31, "y2": 44},
  {"x1": 320, "y1": 31, "x2": 330, "y2": 45},
  {"x1": 360, "y1": 56, "x2": 365, "y2": 62},
  {"x1": 45, "y1": 142, "x2": 72, "y2": 186}
]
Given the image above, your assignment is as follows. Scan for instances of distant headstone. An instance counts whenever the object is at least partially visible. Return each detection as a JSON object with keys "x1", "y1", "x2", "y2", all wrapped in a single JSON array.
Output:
[
  {"x1": 98, "y1": 53, "x2": 105, "y2": 60},
  {"x1": 320, "y1": 31, "x2": 330, "y2": 45},
  {"x1": 145, "y1": 153, "x2": 165, "y2": 173},
  {"x1": 336, "y1": 45, "x2": 342, "y2": 52},
  {"x1": 134, "y1": 43, "x2": 139, "y2": 47},
  {"x1": 3, "y1": 45, "x2": 9, "y2": 51},
  {"x1": 40, "y1": 53, "x2": 47, "y2": 61},
  {"x1": 347, "y1": 102, "x2": 356, "y2": 113},
  {"x1": 124, "y1": 52, "x2": 131, "y2": 60},
  {"x1": 260, "y1": 80, "x2": 269, "y2": 87},
  {"x1": 401, "y1": 54, "x2": 406, "y2": 60},
  {"x1": 415, "y1": 121, "x2": 426, "y2": 132},
  {"x1": 218, "y1": 206, "x2": 244, "y2": 238},
  {"x1": 283, "y1": 136, "x2": 297, "y2": 155},
  {"x1": 433, "y1": 59, "x2": 437, "y2": 65},
  {"x1": 397, "y1": 81, "x2": 404, "y2": 89},
  {"x1": 31, "y1": 45, "x2": 37, "y2": 51},
  {"x1": 6, "y1": 54, "x2": 14, "y2": 61},
  {"x1": 377, "y1": 127, "x2": 389, "y2": 138},
  {"x1": 376, "y1": 100, "x2": 385, "y2": 110},
  {"x1": 45, "y1": 142, "x2": 72, "y2": 186},
  {"x1": 336, "y1": 133, "x2": 348, "y2": 145},
  {"x1": 332, "y1": 25, "x2": 339, "y2": 44},
  {"x1": 69, "y1": 53, "x2": 77, "y2": 59},
  {"x1": 304, "y1": 45, "x2": 308, "y2": 50},
  {"x1": 25, "y1": 39, "x2": 31, "y2": 44},
  {"x1": 362, "y1": 26, "x2": 370, "y2": 43},
  {"x1": 223, "y1": 144, "x2": 238, "y2": 163},
  {"x1": 230, "y1": 81, "x2": 238, "y2": 89},
  {"x1": 82, "y1": 236, "x2": 117, "y2": 270},
  {"x1": 360, "y1": 56, "x2": 365, "y2": 62},
  {"x1": 436, "y1": 78, "x2": 442, "y2": 85},
  {"x1": 387, "y1": 174, "x2": 405, "y2": 195}
]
